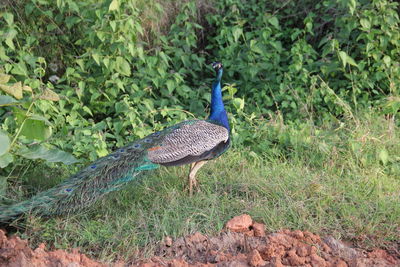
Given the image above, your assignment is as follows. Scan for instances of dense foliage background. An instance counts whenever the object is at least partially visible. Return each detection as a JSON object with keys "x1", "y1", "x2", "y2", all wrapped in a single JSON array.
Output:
[{"x1": 0, "y1": 0, "x2": 399, "y2": 182}]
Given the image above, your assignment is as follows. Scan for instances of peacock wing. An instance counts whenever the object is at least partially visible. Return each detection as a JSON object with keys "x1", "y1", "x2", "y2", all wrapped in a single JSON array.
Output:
[{"x1": 147, "y1": 120, "x2": 229, "y2": 166}]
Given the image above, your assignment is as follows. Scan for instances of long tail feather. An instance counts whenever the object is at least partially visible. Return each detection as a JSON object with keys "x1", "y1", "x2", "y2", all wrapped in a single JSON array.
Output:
[{"x1": 0, "y1": 130, "x2": 170, "y2": 222}]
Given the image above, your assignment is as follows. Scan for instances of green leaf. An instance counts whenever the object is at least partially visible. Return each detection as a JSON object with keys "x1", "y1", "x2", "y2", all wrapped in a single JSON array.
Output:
[
  {"x1": 5, "y1": 29, "x2": 17, "y2": 50},
  {"x1": 360, "y1": 19, "x2": 371, "y2": 29},
  {"x1": 268, "y1": 16, "x2": 280, "y2": 29},
  {"x1": 11, "y1": 62, "x2": 28, "y2": 77},
  {"x1": 20, "y1": 118, "x2": 52, "y2": 141},
  {"x1": 76, "y1": 59, "x2": 85, "y2": 71},
  {"x1": 346, "y1": 56, "x2": 357, "y2": 67},
  {"x1": 68, "y1": 1, "x2": 80, "y2": 12},
  {"x1": 0, "y1": 131, "x2": 10, "y2": 156},
  {"x1": 65, "y1": 16, "x2": 81, "y2": 29},
  {"x1": 379, "y1": 149, "x2": 389, "y2": 166},
  {"x1": 338, "y1": 51, "x2": 347, "y2": 67},
  {"x1": 137, "y1": 46, "x2": 145, "y2": 61},
  {"x1": 115, "y1": 57, "x2": 131, "y2": 76},
  {"x1": 232, "y1": 97, "x2": 245, "y2": 111},
  {"x1": 92, "y1": 53, "x2": 101, "y2": 65},
  {"x1": 28, "y1": 114, "x2": 52, "y2": 126},
  {"x1": 2, "y1": 12, "x2": 14, "y2": 25},
  {"x1": 109, "y1": 0, "x2": 119, "y2": 11},
  {"x1": 96, "y1": 147, "x2": 108, "y2": 157},
  {"x1": 348, "y1": 0, "x2": 356, "y2": 15},
  {"x1": 0, "y1": 95, "x2": 18, "y2": 106},
  {"x1": 103, "y1": 58, "x2": 110, "y2": 69},
  {"x1": 17, "y1": 144, "x2": 79, "y2": 165},
  {"x1": 23, "y1": 85, "x2": 32, "y2": 92},
  {"x1": 232, "y1": 27, "x2": 242, "y2": 43},
  {"x1": 338, "y1": 51, "x2": 357, "y2": 68},
  {"x1": 166, "y1": 80, "x2": 175, "y2": 94},
  {"x1": 383, "y1": 56, "x2": 391, "y2": 67},
  {"x1": 0, "y1": 73, "x2": 11, "y2": 84},
  {"x1": 0, "y1": 81, "x2": 23, "y2": 99},
  {"x1": 25, "y1": 3, "x2": 35, "y2": 15},
  {"x1": 250, "y1": 40, "x2": 263, "y2": 54},
  {"x1": 39, "y1": 88, "x2": 60, "y2": 101},
  {"x1": 0, "y1": 153, "x2": 13, "y2": 168},
  {"x1": 83, "y1": 106, "x2": 93, "y2": 116},
  {"x1": 110, "y1": 21, "x2": 117, "y2": 32}
]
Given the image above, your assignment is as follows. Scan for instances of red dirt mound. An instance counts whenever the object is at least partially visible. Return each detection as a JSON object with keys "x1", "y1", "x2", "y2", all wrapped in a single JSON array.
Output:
[
  {"x1": 0, "y1": 229, "x2": 106, "y2": 267},
  {"x1": 149, "y1": 214, "x2": 398, "y2": 267},
  {"x1": 1, "y1": 214, "x2": 398, "y2": 267}
]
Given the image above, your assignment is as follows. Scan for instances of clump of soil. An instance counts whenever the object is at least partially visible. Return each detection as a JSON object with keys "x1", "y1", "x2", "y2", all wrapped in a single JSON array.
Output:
[
  {"x1": 1, "y1": 214, "x2": 398, "y2": 267},
  {"x1": 0, "y1": 229, "x2": 106, "y2": 267}
]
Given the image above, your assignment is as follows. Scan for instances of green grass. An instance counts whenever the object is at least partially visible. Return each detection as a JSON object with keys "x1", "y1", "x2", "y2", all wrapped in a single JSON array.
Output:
[{"x1": 7, "y1": 112, "x2": 400, "y2": 262}]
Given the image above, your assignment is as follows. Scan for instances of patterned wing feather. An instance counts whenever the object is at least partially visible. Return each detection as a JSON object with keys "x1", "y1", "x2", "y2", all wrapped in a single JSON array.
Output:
[{"x1": 147, "y1": 120, "x2": 229, "y2": 165}]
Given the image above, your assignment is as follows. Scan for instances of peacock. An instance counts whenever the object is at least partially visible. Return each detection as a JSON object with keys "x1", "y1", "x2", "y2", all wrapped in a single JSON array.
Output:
[{"x1": 0, "y1": 62, "x2": 230, "y2": 221}]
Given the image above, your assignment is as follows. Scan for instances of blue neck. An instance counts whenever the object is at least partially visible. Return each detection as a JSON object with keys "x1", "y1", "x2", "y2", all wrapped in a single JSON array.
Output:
[{"x1": 208, "y1": 69, "x2": 230, "y2": 131}]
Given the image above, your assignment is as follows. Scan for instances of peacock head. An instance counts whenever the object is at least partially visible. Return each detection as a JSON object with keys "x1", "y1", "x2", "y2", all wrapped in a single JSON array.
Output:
[
  {"x1": 212, "y1": 62, "x2": 223, "y2": 73},
  {"x1": 212, "y1": 62, "x2": 223, "y2": 82}
]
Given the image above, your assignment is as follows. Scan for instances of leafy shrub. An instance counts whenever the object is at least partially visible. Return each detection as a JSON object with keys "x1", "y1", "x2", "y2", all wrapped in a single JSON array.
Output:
[
  {"x1": 0, "y1": 0, "x2": 399, "y2": 175},
  {"x1": 206, "y1": 0, "x2": 400, "y2": 120}
]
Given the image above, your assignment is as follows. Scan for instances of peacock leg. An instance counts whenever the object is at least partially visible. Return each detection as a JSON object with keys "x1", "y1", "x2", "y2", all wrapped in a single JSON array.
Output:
[{"x1": 188, "y1": 161, "x2": 207, "y2": 196}]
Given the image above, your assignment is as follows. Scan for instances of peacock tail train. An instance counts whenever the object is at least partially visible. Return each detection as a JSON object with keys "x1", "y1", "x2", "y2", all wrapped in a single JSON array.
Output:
[
  {"x1": 0, "y1": 61, "x2": 230, "y2": 222},
  {"x1": 0, "y1": 121, "x2": 183, "y2": 221}
]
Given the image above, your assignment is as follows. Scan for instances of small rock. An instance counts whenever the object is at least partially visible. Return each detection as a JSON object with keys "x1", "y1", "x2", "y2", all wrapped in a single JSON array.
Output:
[
  {"x1": 227, "y1": 260, "x2": 249, "y2": 267},
  {"x1": 321, "y1": 242, "x2": 332, "y2": 253},
  {"x1": 262, "y1": 244, "x2": 275, "y2": 260},
  {"x1": 165, "y1": 236, "x2": 173, "y2": 247},
  {"x1": 267, "y1": 257, "x2": 284, "y2": 267},
  {"x1": 169, "y1": 259, "x2": 189, "y2": 267},
  {"x1": 226, "y1": 214, "x2": 253, "y2": 233},
  {"x1": 297, "y1": 245, "x2": 309, "y2": 257},
  {"x1": 323, "y1": 236, "x2": 359, "y2": 261},
  {"x1": 310, "y1": 253, "x2": 327, "y2": 267},
  {"x1": 215, "y1": 253, "x2": 228, "y2": 262},
  {"x1": 304, "y1": 231, "x2": 320, "y2": 243},
  {"x1": 248, "y1": 249, "x2": 265, "y2": 267},
  {"x1": 308, "y1": 245, "x2": 317, "y2": 255},
  {"x1": 282, "y1": 229, "x2": 291, "y2": 235},
  {"x1": 252, "y1": 223, "x2": 266, "y2": 237},
  {"x1": 245, "y1": 230, "x2": 255, "y2": 237},
  {"x1": 268, "y1": 233, "x2": 297, "y2": 249},
  {"x1": 291, "y1": 230, "x2": 304, "y2": 239},
  {"x1": 286, "y1": 248, "x2": 306, "y2": 265},
  {"x1": 335, "y1": 259, "x2": 348, "y2": 267},
  {"x1": 348, "y1": 258, "x2": 368, "y2": 267}
]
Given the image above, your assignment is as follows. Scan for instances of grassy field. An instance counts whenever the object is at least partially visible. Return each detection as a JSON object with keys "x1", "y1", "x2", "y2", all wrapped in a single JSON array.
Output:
[{"x1": 6, "y1": 111, "x2": 400, "y2": 262}]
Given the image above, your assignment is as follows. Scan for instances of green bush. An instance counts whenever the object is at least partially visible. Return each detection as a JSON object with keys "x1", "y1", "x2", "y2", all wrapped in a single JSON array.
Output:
[
  {"x1": 207, "y1": 0, "x2": 400, "y2": 119},
  {"x1": 0, "y1": 0, "x2": 399, "y2": 172}
]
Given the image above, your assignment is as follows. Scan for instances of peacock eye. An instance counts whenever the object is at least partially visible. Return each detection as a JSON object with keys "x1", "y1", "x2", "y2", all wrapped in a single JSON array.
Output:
[
  {"x1": 144, "y1": 138, "x2": 152, "y2": 143},
  {"x1": 118, "y1": 148, "x2": 125, "y2": 152},
  {"x1": 65, "y1": 188, "x2": 72, "y2": 192},
  {"x1": 90, "y1": 164, "x2": 96, "y2": 169},
  {"x1": 112, "y1": 154, "x2": 120, "y2": 159},
  {"x1": 133, "y1": 144, "x2": 141, "y2": 148}
]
